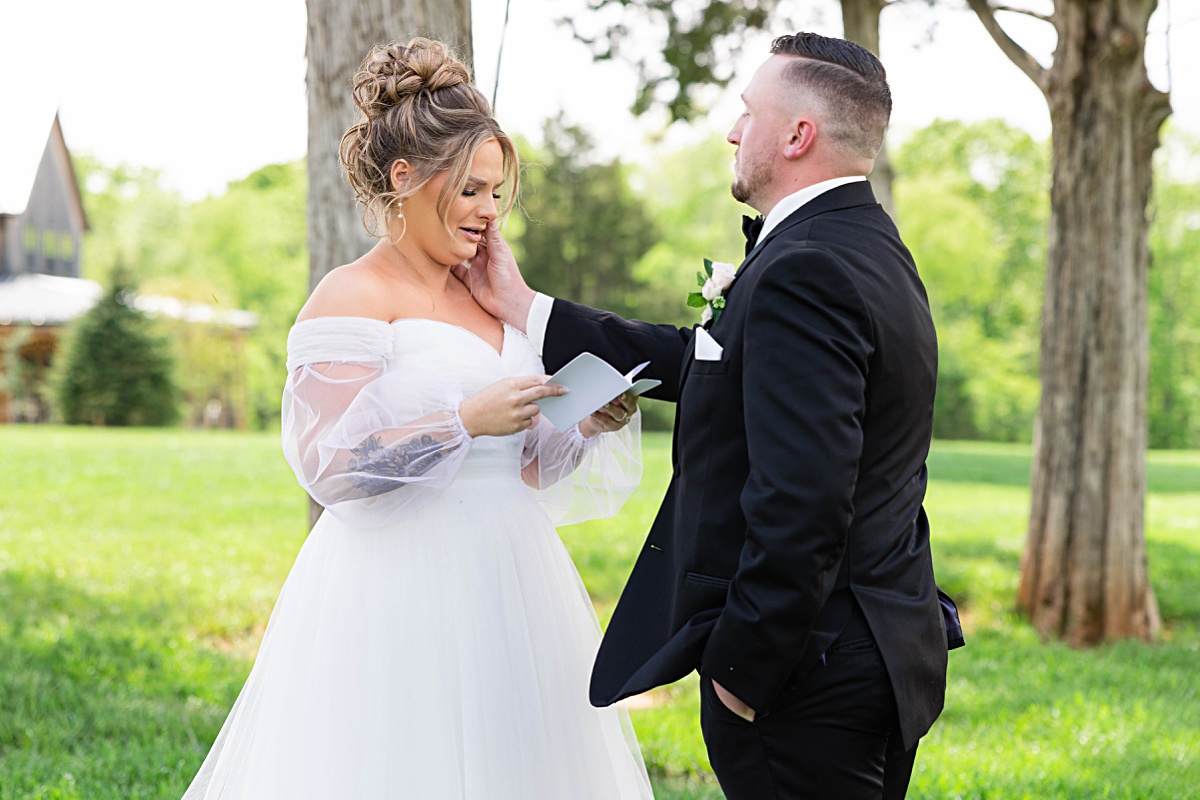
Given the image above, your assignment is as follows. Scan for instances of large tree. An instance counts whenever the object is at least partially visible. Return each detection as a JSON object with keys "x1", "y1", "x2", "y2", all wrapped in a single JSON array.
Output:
[
  {"x1": 575, "y1": 0, "x2": 1172, "y2": 644},
  {"x1": 304, "y1": 0, "x2": 472, "y2": 525},
  {"x1": 305, "y1": 0, "x2": 472, "y2": 294},
  {"x1": 964, "y1": 0, "x2": 1170, "y2": 644}
]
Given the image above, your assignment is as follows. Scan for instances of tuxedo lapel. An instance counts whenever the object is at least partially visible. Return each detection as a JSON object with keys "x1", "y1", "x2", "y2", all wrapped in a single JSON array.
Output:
[
  {"x1": 670, "y1": 333, "x2": 699, "y2": 467},
  {"x1": 678, "y1": 332, "x2": 699, "y2": 388}
]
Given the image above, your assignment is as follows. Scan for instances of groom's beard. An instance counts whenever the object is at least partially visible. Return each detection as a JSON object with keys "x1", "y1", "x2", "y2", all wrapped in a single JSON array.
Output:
[{"x1": 730, "y1": 150, "x2": 770, "y2": 207}]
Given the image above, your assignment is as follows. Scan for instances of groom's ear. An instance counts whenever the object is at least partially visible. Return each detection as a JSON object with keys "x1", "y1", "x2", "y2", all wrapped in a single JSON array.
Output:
[
  {"x1": 783, "y1": 119, "x2": 817, "y2": 161},
  {"x1": 389, "y1": 159, "x2": 412, "y2": 193}
]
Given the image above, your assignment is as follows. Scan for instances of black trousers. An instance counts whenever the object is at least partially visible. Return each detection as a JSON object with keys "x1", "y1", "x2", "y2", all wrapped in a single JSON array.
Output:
[{"x1": 699, "y1": 616, "x2": 917, "y2": 800}]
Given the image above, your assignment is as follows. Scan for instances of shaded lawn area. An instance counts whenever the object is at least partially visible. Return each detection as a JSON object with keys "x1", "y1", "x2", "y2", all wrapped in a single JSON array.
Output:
[{"x1": 0, "y1": 427, "x2": 1197, "y2": 799}]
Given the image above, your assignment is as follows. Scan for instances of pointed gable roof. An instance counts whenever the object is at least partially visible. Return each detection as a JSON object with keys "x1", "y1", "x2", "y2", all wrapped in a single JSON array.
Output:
[{"x1": 0, "y1": 97, "x2": 89, "y2": 230}]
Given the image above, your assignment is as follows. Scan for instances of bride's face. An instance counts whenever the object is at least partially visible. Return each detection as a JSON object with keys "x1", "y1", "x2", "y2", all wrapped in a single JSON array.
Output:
[{"x1": 400, "y1": 138, "x2": 506, "y2": 266}]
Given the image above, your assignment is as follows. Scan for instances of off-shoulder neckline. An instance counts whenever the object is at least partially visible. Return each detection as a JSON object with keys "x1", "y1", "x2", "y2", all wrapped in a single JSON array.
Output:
[{"x1": 292, "y1": 315, "x2": 511, "y2": 358}]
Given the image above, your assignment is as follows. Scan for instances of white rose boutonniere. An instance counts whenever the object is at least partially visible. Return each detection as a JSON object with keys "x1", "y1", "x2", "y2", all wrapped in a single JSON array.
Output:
[{"x1": 688, "y1": 259, "x2": 737, "y2": 325}]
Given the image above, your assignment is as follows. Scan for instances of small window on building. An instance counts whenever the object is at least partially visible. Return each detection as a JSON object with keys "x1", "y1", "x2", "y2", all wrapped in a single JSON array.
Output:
[
  {"x1": 24, "y1": 227, "x2": 40, "y2": 254},
  {"x1": 59, "y1": 234, "x2": 76, "y2": 260}
]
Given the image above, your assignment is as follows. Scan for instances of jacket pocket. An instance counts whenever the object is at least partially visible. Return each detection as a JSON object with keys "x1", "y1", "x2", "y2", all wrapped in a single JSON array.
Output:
[
  {"x1": 675, "y1": 572, "x2": 732, "y2": 628},
  {"x1": 685, "y1": 572, "x2": 732, "y2": 588}
]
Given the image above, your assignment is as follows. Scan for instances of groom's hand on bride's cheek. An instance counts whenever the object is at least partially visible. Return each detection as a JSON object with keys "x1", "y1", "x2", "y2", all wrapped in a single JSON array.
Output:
[
  {"x1": 452, "y1": 224, "x2": 499, "y2": 310},
  {"x1": 454, "y1": 222, "x2": 535, "y2": 327}
]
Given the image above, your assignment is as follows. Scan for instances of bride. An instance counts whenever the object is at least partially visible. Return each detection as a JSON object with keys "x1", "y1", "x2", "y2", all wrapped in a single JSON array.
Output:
[{"x1": 181, "y1": 37, "x2": 654, "y2": 799}]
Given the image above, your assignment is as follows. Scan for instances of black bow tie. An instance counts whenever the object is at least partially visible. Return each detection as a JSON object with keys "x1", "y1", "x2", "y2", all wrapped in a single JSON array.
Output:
[{"x1": 742, "y1": 215, "x2": 764, "y2": 256}]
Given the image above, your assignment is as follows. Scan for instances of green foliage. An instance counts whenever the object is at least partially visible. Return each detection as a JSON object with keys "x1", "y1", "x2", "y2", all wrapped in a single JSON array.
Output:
[
  {"x1": 515, "y1": 119, "x2": 659, "y2": 320},
  {"x1": 1148, "y1": 128, "x2": 1200, "y2": 448},
  {"x1": 1, "y1": 327, "x2": 54, "y2": 422},
  {"x1": 53, "y1": 271, "x2": 179, "y2": 426},
  {"x1": 2, "y1": 429, "x2": 1200, "y2": 798},
  {"x1": 563, "y1": 0, "x2": 776, "y2": 122},
  {"x1": 73, "y1": 156, "x2": 309, "y2": 429},
  {"x1": 167, "y1": 161, "x2": 309, "y2": 429},
  {"x1": 72, "y1": 156, "x2": 189, "y2": 284},
  {"x1": 893, "y1": 119, "x2": 1048, "y2": 442},
  {"x1": 513, "y1": 120, "x2": 677, "y2": 430},
  {"x1": 632, "y1": 135, "x2": 746, "y2": 327}
]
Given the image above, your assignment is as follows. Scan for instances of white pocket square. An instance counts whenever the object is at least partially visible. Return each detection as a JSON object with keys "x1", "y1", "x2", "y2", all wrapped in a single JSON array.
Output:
[{"x1": 694, "y1": 328, "x2": 724, "y2": 361}]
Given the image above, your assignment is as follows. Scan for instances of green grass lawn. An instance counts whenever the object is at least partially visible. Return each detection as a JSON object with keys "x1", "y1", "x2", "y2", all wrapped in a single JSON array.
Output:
[{"x1": 1, "y1": 427, "x2": 1197, "y2": 799}]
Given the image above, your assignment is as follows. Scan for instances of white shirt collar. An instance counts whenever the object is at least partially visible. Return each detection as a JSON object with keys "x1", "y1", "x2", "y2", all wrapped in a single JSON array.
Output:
[{"x1": 756, "y1": 175, "x2": 868, "y2": 243}]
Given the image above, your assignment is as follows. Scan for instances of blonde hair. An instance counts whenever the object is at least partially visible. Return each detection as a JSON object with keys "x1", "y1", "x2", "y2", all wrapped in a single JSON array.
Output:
[{"x1": 339, "y1": 37, "x2": 519, "y2": 238}]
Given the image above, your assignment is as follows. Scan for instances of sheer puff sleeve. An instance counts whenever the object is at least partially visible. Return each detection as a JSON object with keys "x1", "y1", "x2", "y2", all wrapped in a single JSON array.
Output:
[
  {"x1": 281, "y1": 317, "x2": 473, "y2": 528},
  {"x1": 521, "y1": 410, "x2": 643, "y2": 527}
]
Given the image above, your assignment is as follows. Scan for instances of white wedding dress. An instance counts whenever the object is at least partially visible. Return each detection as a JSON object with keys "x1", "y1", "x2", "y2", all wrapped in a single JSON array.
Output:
[{"x1": 181, "y1": 316, "x2": 654, "y2": 799}]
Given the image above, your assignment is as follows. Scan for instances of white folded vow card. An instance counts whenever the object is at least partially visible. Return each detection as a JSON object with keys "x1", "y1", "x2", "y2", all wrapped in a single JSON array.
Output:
[
  {"x1": 694, "y1": 328, "x2": 724, "y2": 361},
  {"x1": 536, "y1": 353, "x2": 662, "y2": 430}
]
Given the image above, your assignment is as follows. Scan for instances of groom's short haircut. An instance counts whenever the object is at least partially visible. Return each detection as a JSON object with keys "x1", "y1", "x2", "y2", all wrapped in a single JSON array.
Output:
[{"x1": 770, "y1": 32, "x2": 892, "y2": 161}]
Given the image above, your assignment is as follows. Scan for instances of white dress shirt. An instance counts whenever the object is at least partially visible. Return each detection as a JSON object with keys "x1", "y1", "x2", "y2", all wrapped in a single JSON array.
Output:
[{"x1": 525, "y1": 175, "x2": 868, "y2": 356}]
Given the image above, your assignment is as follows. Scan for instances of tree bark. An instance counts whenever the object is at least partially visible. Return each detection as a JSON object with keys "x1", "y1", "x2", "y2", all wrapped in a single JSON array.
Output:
[
  {"x1": 304, "y1": 0, "x2": 472, "y2": 529},
  {"x1": 840, "y1": 0, "x2": 895, "y2": 220},
  {"x1": 966, "y1": 0, "x2": 1169, "y2": 644}
]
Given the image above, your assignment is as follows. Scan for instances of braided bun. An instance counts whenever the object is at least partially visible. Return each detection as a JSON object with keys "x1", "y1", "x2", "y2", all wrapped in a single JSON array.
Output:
[{"x1": 339, "y1": 37, "x2": 518, "y2": 238}]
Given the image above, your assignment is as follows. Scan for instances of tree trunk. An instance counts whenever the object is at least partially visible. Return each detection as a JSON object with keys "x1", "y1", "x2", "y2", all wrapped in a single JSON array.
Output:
[
  {"x1": 840, "y1": 0, "x2": 895, "y2": 220},
  {"x1": 304, "y1": 0, "x2": 472, "y2": 528},
  {"x1": 967, "y1": 0, "x2": 1169, "y2": 644}
]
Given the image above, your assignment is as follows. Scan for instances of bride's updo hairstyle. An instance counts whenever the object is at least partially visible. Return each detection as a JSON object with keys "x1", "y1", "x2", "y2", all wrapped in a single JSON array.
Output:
[{"x1": 339, "y1": 37, "x2": 519, "y2": 238}]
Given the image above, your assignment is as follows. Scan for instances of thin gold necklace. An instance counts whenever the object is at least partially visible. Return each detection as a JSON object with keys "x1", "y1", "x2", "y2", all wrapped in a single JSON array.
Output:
[{"x1": 387, "y1": 241, "x2": 438, "y2": 313}]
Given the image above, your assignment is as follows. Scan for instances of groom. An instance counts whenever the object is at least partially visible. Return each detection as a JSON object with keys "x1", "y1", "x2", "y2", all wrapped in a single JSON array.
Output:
[{"x1": 462, "y1": 32, "x2": 946, "y2": 799}]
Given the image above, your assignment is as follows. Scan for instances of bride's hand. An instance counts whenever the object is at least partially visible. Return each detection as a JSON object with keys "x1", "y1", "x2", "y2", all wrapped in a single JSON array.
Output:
[
  {"x1": 458, "y1": 376, "x2": 567, "y2": 438},
  {"x1": 579, "y1": 392, "x2": 638, "y2": 439},
  {"x1": 451, "y1": 222, "x2": 536, "y2": 332}
]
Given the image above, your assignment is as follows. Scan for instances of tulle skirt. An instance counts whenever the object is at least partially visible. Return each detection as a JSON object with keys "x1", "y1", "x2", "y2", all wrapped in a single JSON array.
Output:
[{"x1": 182, "y1": 459, "x2": 653, "y2": 799}]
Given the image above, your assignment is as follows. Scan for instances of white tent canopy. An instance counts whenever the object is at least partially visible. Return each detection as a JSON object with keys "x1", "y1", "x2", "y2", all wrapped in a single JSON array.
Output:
[{"x1": 0, "y1": 273, "x2": 258, "y2": 329}]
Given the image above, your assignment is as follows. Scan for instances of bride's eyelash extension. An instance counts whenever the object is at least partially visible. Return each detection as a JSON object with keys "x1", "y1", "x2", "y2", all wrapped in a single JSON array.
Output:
[{"x1": 461, "y1": 189, "x2": 503, "y2": 200}]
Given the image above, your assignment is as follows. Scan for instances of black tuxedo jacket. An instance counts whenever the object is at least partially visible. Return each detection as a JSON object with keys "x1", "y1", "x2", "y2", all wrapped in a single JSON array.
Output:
[{"x1": 542, "y1": 181, "x2": 946, "y2": 750}]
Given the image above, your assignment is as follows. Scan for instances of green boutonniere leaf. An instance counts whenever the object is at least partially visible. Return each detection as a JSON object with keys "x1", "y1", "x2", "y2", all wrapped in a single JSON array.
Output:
[{"x1": 687, "y1": 292, "x2": 708, "y2": 308}]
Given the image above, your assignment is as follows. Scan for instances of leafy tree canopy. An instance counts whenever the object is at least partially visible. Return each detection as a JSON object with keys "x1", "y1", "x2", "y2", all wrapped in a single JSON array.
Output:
[{"x1": 564, "y1": 0, "x2": 778, "y2": 121}]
